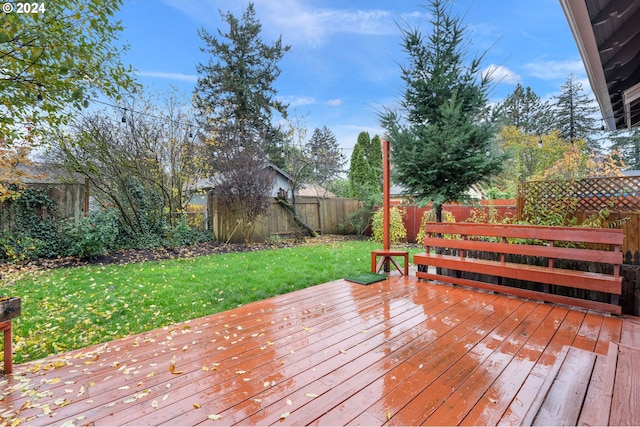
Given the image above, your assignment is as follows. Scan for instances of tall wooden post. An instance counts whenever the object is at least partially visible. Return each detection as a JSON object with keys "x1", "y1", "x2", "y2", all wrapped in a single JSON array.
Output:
[
  {"x1": 370, "y1": 138, "x2": 409, "y2": 276},
  {"x1": 382, "y1": 137, "x2": 390, "y2": 251}
]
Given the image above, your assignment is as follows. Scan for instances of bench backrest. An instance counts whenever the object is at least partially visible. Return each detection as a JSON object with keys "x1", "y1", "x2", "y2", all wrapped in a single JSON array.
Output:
[
  {"x1": 417, "y1": 222, "x2": 624, "y2": 314},
  {"x1": 423, "y1": 222, "x2": 623, "y2": 273}
]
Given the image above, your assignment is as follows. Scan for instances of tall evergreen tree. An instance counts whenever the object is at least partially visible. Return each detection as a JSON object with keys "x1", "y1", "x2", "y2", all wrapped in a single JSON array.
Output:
[
  {"x1": 554, "y1": 74, "x2": 600, "y2": 151},
  {"x1": 611, "y1": 128, "x2": 640, "y2": 170},
  {"x1": 495, "y1": 84, "x2": 554, "y2": 135},
  {"x1": 380, "y1": 0, "x2": 503, "y2": 221},
  {"x1": 307, "y1": 126, "x2": 345, "y2": 190},
  {"x1": 194, "y1": 3, "x2": 290, "y2": 242},
  {"x1": 367, "y1": 134, "x2": 383, "y2": 187},
  {"x1": 349, "y1": 132, "x2": 380, "y2": 201}
]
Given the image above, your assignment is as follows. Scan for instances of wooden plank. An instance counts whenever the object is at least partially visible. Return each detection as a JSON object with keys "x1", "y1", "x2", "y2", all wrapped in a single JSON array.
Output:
[
  {"x1": 459, "y1": 305, "x2": 570, "y2": 426},
  {"x1": 520, "y1": 345, "x2": 571, "y2": 425},
  {"x1": 423, "y1": 222, "x2": 624, "y2": 245},
  {"x1": 578, "y1": 343, "x2": 617, "y2": 426},
  {"x1": 417, "y1": 271, "x2": 622, "y2": 315},
  {"x1": 571, "y1": 311, "x2": 605, "y2": 352},
  {"x1": 609, "y1": 344, "x2": 640, "y2": 426},
  {"x1": 362, "y1": 299, "x2": 537, "y2": 426},
  {"x1": 282, "y1": 290, "x2": 508, "y2": 426},
  {"x1": 619, "y1": 316, "x2": 640, "y2": 348},
  {"x1": 423, "y1": 237, "x2": 622, "y2": 265},
  {"x1": 499, "y1": 310, "x2": 589, "y2": 425},
  {"x1": 531, "y1": 347, "x2": 596, "y2": 426},
  {"x1": 421, "y1": 303, "x2": 553, "y2": 426},
  {"x1": 414, "y1": 254, "x2": 622, "y2": 294}
]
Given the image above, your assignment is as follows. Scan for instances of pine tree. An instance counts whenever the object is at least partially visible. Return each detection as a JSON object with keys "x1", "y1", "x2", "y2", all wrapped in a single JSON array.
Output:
[
  {"x1": 194, "y1": 3, "x2": 290, "y2": 242},
  {"x1": 349, "y1": 132, "x2": 380, "y2": 201},
  {"x1": 495, "y1": 84, "x2": 554, "y2": 135},
  {"x1": 307, "y1": 126, "x2": 345, "y2": 189},
  {"x1": 379, "y1": 0, "x2": 503, "y2": 221},
  {"x1": 554, "y1": 74, "x2": 600, "y2": 151},
  {"x1": 611, "y1": 128, "x2": 640, "y2": 170},
  {"x1": 195, "y1": 3, "x2": 289, "y2": 140}
]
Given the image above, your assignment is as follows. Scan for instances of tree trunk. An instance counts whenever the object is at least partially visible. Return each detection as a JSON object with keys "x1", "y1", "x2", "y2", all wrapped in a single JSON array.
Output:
[
  {"x1": 435, "y1": 203, "x2": 443, "y2": 222},
  {"x1": 275, "y1": 197, "x2": 318, "y2": 238}
]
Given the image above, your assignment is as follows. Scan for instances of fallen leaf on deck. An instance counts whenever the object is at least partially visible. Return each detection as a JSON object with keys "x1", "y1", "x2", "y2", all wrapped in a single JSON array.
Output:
[
  {"x1": 280, "y1": 412, "x2": 290, "y2": 420},
  {"x1": 386, "y1": 411, "x2": 391, "y2": 420},
  {"x1": 208, "y1": 414, "x2": 221, "y2": 420},
  {"x1": 193, "y1": 403, "x2": 201, "y2": 409},
  {"x1": 286, "y1": 399, "x2": 292, "y2": 406},
  {"x1": 305, "y1": 393, "x2": 318, "y2": 399},
  {"x1": 151, "y1": 400, "x2": 159, "y2": 409},
  {"x1": 162, "y1": 393, "x2": 170, "y2": 401},
  {"x1": 488, "y1": 397, "x2": 498, "y2": 404}
]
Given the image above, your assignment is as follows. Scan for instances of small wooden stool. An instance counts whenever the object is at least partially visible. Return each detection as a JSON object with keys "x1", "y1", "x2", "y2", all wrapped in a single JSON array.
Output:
[{"x1": 371, "y1": 250, "x2": 409, "y2": 276}]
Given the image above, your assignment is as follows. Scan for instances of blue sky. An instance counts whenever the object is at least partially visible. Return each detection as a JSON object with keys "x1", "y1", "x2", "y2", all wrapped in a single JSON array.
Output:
[{"x1": 116, "y1": 0, "x2": 589, "y2": 157}]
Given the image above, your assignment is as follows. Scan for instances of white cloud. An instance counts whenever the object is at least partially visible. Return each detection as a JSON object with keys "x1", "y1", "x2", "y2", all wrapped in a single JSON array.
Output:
[
  {"x1": 280, "y1": 95, "x2": 316, "y2": 107},
  {"x1": 523, "y1": 59, "x2": 585, "y2": 80},
  {"x1": 325, "y1": 98, "x2": 343, "y2": 107},
  {"x1": 255, "y1": 0, "x2": 400, "y2": 47},
  {"x1": 482, "y1": 64, "x2": 521, "y2": 85},
  {"x1": 136, "y1": 71, "x2": 198, "y2": 83}
]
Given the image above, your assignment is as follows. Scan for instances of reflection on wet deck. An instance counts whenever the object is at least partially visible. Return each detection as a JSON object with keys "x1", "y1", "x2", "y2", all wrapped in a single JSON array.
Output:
[{"x1": 0, "y1": 274, "x2": 637, "y2": 425}]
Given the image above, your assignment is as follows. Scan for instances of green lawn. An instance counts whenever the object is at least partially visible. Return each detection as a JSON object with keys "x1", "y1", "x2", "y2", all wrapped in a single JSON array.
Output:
[{"x1": 3, "y1": 240, "x2": 420, "y2": 364}]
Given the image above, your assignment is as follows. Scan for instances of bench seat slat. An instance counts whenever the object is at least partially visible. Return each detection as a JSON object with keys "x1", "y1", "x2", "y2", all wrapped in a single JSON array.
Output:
[
  {"x1": 423, "y1": 237, "x2": 622, "y2": 265},
  {"x1": 415, "y1": 271, "x2": 622, "y2": 315},
  {"x1": 413, "y1": 253, "x2": 622, "y2": 294}
]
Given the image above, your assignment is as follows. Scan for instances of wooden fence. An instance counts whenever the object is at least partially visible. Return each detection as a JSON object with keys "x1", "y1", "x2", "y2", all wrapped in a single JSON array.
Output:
[
  {"x1": 210, "y1": 196, "x2": 361, "y2": 243},
  {"x1": 518, "y1": 176, "x2": 640, "y2": 261},
  {"x1": 0, "y1": 183, "x2": 87, "y2": 232},
  {"x1": 400, "y1": 199, "x2": 517, "y2": 243}
]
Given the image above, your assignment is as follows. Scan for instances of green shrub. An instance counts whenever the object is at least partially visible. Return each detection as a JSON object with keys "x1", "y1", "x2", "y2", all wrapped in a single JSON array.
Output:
[
  {"x1": 415, "y1": 209, "x2": 456, "y2": 244},
  {"x1": 0, "y1": 232, "x2": 42, "y2": 262},
  {"x1": 372, "y1": 206, "x2": 407, "y2": 244},
  {"x1": 67, "y1": 210, "x2": 120, "y2": 259}
]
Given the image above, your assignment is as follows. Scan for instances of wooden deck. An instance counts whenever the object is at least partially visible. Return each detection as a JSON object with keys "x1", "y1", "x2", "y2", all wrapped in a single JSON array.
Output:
[{"x1": 0, "y1": 274, "x2": 638, "y2": 426}]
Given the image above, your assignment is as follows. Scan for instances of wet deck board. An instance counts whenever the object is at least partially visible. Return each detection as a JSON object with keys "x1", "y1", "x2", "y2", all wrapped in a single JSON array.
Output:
[{"x1": 0, "y1": 274, "x2": 636, "y2": 426}]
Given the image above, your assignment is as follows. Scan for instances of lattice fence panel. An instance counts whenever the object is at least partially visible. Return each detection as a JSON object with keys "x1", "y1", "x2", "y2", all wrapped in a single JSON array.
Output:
[{"x1": 520, "y1": 176, "x2": 640, "y2": 214}]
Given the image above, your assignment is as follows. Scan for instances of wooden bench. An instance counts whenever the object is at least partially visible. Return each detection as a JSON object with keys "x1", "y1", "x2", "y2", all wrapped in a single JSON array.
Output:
[
  {"x1": 413, "y1": 223, "x2": 624, "y2": 314},
  {"x1": 0, "y1": 297, "x2": 21, "y2": 374}
]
